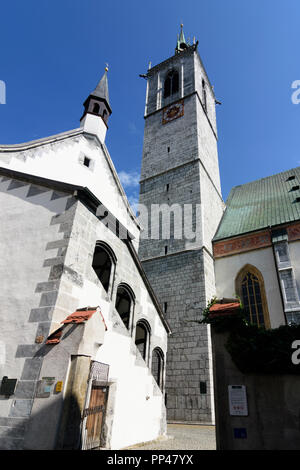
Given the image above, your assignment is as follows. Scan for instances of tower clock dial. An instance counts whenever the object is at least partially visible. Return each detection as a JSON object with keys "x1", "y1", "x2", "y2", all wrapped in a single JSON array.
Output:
[{"x1": 162, "y1": 100, "x2": 184, "y2": 124}]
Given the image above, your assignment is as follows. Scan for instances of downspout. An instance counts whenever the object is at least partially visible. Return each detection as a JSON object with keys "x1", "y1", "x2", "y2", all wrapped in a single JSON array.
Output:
[{"x1": 269, "y1": 227, "x2": 288, "y2": 325}]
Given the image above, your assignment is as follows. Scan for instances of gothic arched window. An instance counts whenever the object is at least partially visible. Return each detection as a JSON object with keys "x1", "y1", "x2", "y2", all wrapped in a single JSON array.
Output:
[
  {"x1": 164, "y1": 70, "x2": 179, "y2": 99},
  {"x1": 115, "y1": 284, "x2": 135, "y2": 330},
  {"x1": 151, "y1": 347, "x2": 164, "y2": 390},
  {"x1": 135, "y1": 320, "x2": 151, "y2": 362},
  {"x1": 92, "y1": 242, "x2": 116, "y2": 294},
  {"x1": 235, "y1": 265, "x2": 270, "y2": 328}
]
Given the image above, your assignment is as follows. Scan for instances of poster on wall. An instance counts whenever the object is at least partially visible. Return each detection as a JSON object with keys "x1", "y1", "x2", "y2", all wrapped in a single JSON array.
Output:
[{"x1": 228, "y1": 385, "x2": 248, "y2": 416}]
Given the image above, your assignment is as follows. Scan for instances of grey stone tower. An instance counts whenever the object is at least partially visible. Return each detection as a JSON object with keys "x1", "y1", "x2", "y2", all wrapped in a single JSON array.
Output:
[{"x1": 138, "y1": 26, "x2": 224, "y2": 423}]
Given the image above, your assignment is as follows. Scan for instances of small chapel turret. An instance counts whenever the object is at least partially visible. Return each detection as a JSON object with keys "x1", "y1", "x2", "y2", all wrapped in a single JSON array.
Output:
[{"x1": 80, "y1": 66, "x2": 112, "y2": 143}]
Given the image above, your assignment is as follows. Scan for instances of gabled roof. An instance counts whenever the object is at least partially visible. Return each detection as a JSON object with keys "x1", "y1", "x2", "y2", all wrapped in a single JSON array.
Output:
[
  {"x1": 214, "y1": 166, "x2": 300, "y2": 241},
  {"x1": 62, "y1": 307, "x2": 107, "y2": 328},
  {"x1": 0, "y1": 127, "x2": 139, "y2": 230},
  {"x1": 45, "y1": 307, "x2": 107, "y2": 345}
]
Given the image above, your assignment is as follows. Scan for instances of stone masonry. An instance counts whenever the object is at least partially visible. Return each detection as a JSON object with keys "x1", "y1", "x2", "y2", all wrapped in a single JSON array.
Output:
[{"x1": 138, "y1": 42, "x2": 224, "y2": 423}]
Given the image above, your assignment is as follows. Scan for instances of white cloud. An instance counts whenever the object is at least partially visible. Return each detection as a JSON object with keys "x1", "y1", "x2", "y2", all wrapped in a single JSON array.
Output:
[
  {"x1": 118, "y1": 170, "x2": 140, "y2": 188},
  {"x1": 128, "y1": 192, "x2": 140, "y2": 215}
]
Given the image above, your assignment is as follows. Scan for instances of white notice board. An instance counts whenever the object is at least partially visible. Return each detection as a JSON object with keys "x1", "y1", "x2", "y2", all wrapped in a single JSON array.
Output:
[{"x1": 228, "y1": 385, "x2": 248, "y2": 416}]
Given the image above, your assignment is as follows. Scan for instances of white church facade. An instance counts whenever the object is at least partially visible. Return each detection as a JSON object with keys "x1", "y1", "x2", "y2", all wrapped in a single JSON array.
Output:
[{"x1": 0, "y1": 69, "x2": 170, "y2": 450}]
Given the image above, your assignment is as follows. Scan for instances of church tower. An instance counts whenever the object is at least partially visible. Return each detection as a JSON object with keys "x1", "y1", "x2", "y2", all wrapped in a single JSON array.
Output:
[{"x1": 138, "y1": 26, "x2": 224, "y2": 423}]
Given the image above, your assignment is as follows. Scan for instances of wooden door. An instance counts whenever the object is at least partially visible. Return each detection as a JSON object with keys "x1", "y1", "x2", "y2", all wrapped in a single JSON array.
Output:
[{"x1": 82, "y1": 383, "x2": 108, "y2": 449}]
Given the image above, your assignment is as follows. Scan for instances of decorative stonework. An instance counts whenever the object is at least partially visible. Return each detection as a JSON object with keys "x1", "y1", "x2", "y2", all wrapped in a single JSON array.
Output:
[
  {"x1": 213, "y1": 231, "x2": 271, "y2": 258},
  {"x1": 287, "y1": 223, "x2": 300, "y2": 242},
  {"x1": 162, "y1": 99, "x2": 184, "y2": 125}
]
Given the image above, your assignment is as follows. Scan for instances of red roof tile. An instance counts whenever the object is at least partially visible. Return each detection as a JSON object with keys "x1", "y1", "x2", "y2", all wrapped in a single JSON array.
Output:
[
  {"x1": 45, "y1": 327, "x2": 63, "y2": 344},
  {"x1": 210, "y1": 302, "x2": 240, "y2": 313},
  {"x1": 61, "y1": 307, "x2": 107, "y2": 330},
  {"x1": 208, "y1": 302, "x2": 241, "y2": 318},
  {"x1": 62, "y1": 309, "x2": 97, "y2": 324}
]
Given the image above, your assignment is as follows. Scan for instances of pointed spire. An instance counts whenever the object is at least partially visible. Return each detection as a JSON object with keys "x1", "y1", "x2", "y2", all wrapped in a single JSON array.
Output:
[
  {"x1": 179, "y1": 23, "x2": 186, "y2": 44},
  {"x1": 91, "y1": 65, "x2": 110, "y2": 109},
  {"x1": 175, "y1": 23, "x2": 189, "y2": 54}
]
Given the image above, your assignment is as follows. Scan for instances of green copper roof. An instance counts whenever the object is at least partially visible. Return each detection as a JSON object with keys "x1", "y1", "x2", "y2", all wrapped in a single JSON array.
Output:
[
  {"x1": 175, "y1": 24, "x2": 189, "y2": 53},
  {"x1": 214, "y1": 166, "x2": 300, "y2": 241}
]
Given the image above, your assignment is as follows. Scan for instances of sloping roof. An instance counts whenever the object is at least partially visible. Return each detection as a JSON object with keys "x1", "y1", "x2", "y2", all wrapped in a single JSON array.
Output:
[
  {"x1": 214, "y1": 166, "x2": 300, "y2": 241},
  {"x1": 45, "y1": 307, "x2": 107, "y2": 345},
  {"x1": 91, "y1": 70, "x2": 110, "y2": 109},
  {"x1": 209, "y1": 302, "x2": 241, "y2": 317},
  {"x1": 62, "y1": 307, "x2": 98, "y2": 325}
]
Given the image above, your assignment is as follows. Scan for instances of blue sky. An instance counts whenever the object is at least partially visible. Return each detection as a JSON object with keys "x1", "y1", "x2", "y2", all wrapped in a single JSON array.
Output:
[{"x1": 1, "y1": 0, "x2": 300, "y2": 204}]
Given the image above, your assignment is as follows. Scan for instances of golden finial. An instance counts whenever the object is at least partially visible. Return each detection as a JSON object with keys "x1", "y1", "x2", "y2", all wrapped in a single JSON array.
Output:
[{"x1": 105, "y1": 63, "x2": 109, "y2": 72}]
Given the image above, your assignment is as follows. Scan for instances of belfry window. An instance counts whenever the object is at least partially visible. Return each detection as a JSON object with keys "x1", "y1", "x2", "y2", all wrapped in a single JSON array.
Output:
[
  {"x1": 115, "y1": 284, "x2": 134, "y2": 330},
  {"x1": 236, "y1": 265, "x2": 270, "y2": 328},
  {"x1": 164, "y1": 70, "x2": 179, "y2": 99},
  {"x1": 92, "y1": 102, "x2": 100, "y2": 114},
  {"x1": 151, "y1": 348, "x2": 164, "y2": 390},
  {"x1": 135, "y1": 321, "x2": 150, "y2": 361},
  {"x1": 92, "y1": 242, "x2": 116, "y2": 294}
]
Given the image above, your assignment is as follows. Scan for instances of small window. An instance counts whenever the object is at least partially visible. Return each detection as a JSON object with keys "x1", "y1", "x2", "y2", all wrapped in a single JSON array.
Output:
[
  {"x1": 167, "y1": 146, "x2": 170, "y2": 153},
  {"x1": 92, "y1": 102, "x2": 100, "y2": 114},
  {"x1": 200, "y1": 381, "x2": 207, "y2": 394},
  {"x1": 92, "y1": 243, "x2": 116, "y2": 293},
  {"x1": 115, "y1": 285, "x2": 134, "y2": 330},
  {"x1": 135, "y1": 321, "x2": 150, "y2": 361},
  {"x1": 202, "y1": 79, "x2": 207, "y2": 112},
  {"x1": 164, "y1": 246, "x2": 168, "y2": 255},
  {"x1": 163, "y1": 302, "x2": 168, "y2": 313},
  {"x1": 152, "y1": 348, "x2": 164, "y2": 390},
  {"x1": 84, "y1": 157, "x2": 91, "y2": 168},
  {"x1": 291, "y1": 185, "x2": 300, "y2": 191},
  {"x1": 166, "y1": 184, "x2": 169, "y2": 192},
  {"x1": 286, "y1": 175, "x2": 296, "y2": 181}
]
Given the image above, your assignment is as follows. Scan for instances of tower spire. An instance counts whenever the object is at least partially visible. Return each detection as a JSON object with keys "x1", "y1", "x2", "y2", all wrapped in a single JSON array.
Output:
[
  {"x1": 80, "y1": 65, "x2": 112, "y2": 143},
  {"x1": 175, "y1": 23, "x2": 188, "y2": 54},
  {"x1": 91, "y1": 65, "x2": 110, "y2": 110}
]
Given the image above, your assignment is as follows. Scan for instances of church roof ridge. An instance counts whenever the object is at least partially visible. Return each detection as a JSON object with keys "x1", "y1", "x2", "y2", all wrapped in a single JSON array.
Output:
[{"x1": 0, "y1": 127, "x2": 84, "y2": 152}]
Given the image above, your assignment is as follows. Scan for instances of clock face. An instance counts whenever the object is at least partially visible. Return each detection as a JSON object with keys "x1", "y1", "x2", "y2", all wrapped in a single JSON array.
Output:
[{"x1": 162, "y1": 99, "x2": 184, "y2": 124}]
